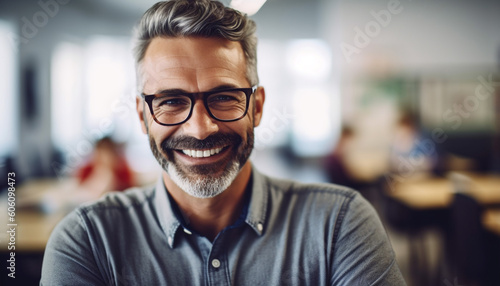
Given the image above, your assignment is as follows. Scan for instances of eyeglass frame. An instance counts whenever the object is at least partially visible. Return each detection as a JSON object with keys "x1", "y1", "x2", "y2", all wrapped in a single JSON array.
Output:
[{"x1": 141, "y1": 85, "x2": 258, "y2": 126}]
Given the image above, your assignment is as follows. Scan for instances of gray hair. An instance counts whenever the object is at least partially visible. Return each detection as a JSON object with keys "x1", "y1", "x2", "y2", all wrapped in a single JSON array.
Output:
[{"x1": 133, "y1": 0, "x2": 259, "y2": 89}]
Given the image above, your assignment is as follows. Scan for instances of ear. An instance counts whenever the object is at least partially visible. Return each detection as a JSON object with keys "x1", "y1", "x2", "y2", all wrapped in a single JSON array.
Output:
[
  {"x1": 253, "y1": 86, "x2": 265, "y2": 127},
  {"x1": 136, "y1": 96, "x2": 148, "y2": 134}
]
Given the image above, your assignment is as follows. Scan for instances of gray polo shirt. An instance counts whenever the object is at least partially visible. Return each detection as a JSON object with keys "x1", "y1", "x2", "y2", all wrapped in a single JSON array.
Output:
[{"x1": 41, "y1": 167, "x2": 405, "y2": 285}]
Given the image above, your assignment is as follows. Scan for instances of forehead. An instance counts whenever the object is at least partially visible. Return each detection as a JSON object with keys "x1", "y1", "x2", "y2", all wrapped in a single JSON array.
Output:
[{"x1": 141, "y1": 37, "x2": 248, "y2": 93}]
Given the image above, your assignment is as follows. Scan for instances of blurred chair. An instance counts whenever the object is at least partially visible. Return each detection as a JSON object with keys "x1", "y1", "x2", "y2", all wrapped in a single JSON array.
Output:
[
  {"x1": 446, "y1": 193, "x2": 492, "y2": 285},
  {"x1": 376, "y1": 176, "x2": 447, "y2": 286}
]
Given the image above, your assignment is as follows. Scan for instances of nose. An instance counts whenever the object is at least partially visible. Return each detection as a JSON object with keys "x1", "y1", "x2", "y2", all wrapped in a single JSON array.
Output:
[{"x1": 181, "y1": 99, "x2": 219, "y2": 140}]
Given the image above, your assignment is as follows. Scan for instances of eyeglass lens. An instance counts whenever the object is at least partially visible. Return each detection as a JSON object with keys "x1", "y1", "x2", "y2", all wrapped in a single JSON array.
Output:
[{"x1": 151, "y1": 89, "x2": 248, "y2": 125}]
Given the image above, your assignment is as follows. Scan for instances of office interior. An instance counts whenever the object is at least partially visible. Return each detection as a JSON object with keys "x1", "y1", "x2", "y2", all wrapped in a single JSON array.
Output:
[{"x1": 1, "y1": 0, "x2": 499, "y2": 285}]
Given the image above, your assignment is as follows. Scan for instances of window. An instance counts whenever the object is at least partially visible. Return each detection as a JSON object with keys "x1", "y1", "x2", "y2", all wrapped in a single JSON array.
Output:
[
  {"x1": 51, "y1": 36, "x2": 157, "y2": 175},
  {"x1": 51, "y1": 41, "x2": 84, "y2": 150},
  {"x1": 0, "y1": 20, "x2": 18, "y2": 157}
]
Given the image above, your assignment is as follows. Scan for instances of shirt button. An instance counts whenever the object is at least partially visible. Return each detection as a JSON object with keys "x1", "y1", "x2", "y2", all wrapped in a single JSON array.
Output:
[
  {"x1": 211, "y1": 259, "x2": 221, "y2": 269},
  {"x1": 257, "y1": 223, "x2": 263, "y2": 232}
]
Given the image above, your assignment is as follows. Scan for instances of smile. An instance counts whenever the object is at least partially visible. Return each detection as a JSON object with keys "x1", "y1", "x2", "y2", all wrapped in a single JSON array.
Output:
[{"x1": 181, "y1": 147, "x2": 224, "y2": 158}]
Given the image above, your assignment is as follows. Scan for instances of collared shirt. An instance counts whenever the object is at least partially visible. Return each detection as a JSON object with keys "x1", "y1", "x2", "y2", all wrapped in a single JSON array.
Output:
[{"x1": 41, "y1": 167, "x2": 406, "y2": 285}]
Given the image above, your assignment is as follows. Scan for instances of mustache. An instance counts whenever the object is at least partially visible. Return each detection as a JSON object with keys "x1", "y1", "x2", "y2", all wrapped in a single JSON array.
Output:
[{"x1": 161, "y1": 133, "x2": 242, "y2": 151}]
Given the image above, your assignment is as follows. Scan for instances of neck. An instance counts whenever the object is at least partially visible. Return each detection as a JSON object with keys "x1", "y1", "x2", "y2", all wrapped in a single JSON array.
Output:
[{"x1": 163, "y1": 162, "x2": 252, "y2": 241}]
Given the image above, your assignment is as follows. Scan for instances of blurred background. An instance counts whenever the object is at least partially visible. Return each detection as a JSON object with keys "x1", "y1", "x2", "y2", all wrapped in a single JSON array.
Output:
[{"x1": 0, "y1": 0, "x2": 499, "y2": 285}]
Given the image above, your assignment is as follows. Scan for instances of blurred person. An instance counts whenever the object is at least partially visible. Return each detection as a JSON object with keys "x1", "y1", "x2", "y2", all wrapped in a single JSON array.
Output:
[
  {"x1": 73, "y1": 136, "x2": 134, "y2": 202},
  {"x1": 324, "y1": 126, "x2": 366, "y2": 190},
  {"x1": 41, "y1": 1, "x2": 405, "y2": 285},
  {"x1": 389, "y1": 113, "x2": 436, "y2": 179}
]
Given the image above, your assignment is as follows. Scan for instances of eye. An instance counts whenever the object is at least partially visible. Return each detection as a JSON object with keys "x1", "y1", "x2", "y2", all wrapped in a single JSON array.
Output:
[
  {"x1": 155, "y1": 95, "x2": 190, "y2": 108},
  {"x1": 212, "y1": 94, "x2": 236, "y2": 102},
  {"x1": 208, "y1": 92, "x2": 244, "y2": 104}
]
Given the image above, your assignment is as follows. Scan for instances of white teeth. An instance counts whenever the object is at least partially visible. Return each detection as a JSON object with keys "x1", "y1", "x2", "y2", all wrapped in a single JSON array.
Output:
[{"x1": 182, "y1": 147, "x2": 223, "y2": 158}]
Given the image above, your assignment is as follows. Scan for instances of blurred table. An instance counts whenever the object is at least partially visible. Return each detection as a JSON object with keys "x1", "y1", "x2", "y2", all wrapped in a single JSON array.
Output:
[
  {"x1": 388, "y1": 177, "x2": 453, "y2": 209},
  {"x1": 385, "y1": 172, "x2": 500, "y2": 285},
  {"x1": 482, "y1": 209, "x2": 500, "y2": 236},
  {"x1": 0, "y1": 210, "x2": 66, "y2": 252},
  {"x1": 0, "y1": 178, "x2": 76, "y2": 252},
  {"x1": 465, "y1": 173, "x2": 500, "y2": 206},
  {"x1": 0, "y1": 176, "x2": 154, "y2": 252},
  {"x1": 387, "y1": 172, "x2": 500, "y2": 245},
  {"x1": 387, "y1": 172, "x2": 500, "y2": 209}
]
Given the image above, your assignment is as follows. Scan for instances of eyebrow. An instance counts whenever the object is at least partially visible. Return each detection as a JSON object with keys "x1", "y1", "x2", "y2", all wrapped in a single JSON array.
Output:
[{"x1": 149, "y1": 84, "x2": 241, "y2": 96}]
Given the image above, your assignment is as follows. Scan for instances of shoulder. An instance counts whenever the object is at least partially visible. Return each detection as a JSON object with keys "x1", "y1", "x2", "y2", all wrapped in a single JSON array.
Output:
[
  {"x1": 78, "y1": 185, "x2": 155, "y2": 215},
  {"x1": 263, "y1": 174, "x2": 361, "y2": 206},
  {"x1": 48, "y1": 185, "x2": 158, "y2": 249},
  {"x1": 42, "y1": 187, "x2": 156, "y2": 285},
  {"x1": 256, "y1": 173, "x2": 371, "y2": 229},
  {"x1": 54, "y1": 185, "x2": 158, "y2": 234}
]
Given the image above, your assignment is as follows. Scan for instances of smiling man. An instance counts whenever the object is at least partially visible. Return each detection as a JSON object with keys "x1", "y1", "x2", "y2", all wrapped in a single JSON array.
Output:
[{"x1": 41, "y1": 1, "x2": 405, "y2": 285}]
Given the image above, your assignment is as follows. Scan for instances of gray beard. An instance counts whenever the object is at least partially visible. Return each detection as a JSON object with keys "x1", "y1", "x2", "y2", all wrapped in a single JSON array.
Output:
[
  {"x1": 149, "y1": 130, "x2": 253, "y2": 198},
  {"x1": 166, "y1": 158, "x2": 240, "y2": 198}
]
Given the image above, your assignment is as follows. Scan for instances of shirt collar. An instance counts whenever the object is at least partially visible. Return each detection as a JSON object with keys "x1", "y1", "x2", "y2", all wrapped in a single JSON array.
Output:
[
  {"x1": 154, "y1": 177, "x2": 181, "y2": 248},
  {"x1": 153, "y1": 164, "x2": 269, "y2": 248},
  {"x1": 245, "y1": 166, "x2": 268, "y2": 236}
]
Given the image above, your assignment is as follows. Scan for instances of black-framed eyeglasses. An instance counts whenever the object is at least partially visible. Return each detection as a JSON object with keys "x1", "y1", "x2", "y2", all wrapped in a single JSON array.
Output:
[{"x1": 141, "y1": 86, "x2": 258, "y2": 126}]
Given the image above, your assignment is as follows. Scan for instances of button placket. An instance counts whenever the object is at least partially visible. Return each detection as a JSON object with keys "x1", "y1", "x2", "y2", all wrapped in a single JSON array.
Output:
[{"x1": 206, "y1": 234, "x2": 231, "y2": 285}]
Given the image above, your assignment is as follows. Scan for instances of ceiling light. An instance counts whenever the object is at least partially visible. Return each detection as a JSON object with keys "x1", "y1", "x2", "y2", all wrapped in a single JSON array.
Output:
[{"x1": 230, "y1": 0, "x2": 267, "y2": 16}]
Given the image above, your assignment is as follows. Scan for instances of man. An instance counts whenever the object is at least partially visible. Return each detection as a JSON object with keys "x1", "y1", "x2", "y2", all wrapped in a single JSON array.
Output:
[{"x1": 41, "y1": 0, "x2": 406, "y2": 285}]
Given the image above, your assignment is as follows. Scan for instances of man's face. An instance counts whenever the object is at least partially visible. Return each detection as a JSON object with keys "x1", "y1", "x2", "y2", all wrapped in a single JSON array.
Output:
[{"x1": 137, "y1": 37, "x2": 264, "y2": 198}]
